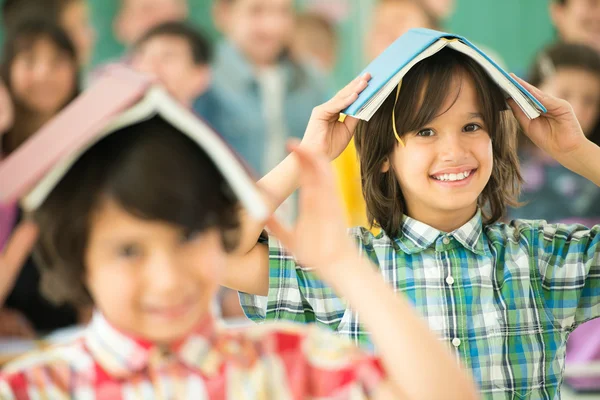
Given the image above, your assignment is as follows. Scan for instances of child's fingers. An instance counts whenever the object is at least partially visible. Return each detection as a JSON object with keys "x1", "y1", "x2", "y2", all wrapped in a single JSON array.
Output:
[
  {"x1": 337, "y1": 73, "x2": 371, "y2": 99},
  {"x1": 2, "y1": 222, "x2": 38, "y2": 271},
  {"x1": 511, "y1": 73, "x2": 568, "y2": 115},
  {"x1": 318, "y1": 75, "x2": 370, "y2": 118},
  {"x1": 510, "y1": 74, "x2": 550, "y2": 104},
  {"x1": 265, "y1": 216, "x2": 294, "y2": 249}
]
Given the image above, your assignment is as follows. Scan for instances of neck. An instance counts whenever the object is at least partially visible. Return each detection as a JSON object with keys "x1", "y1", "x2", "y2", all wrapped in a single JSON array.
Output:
[{"x1": 407, "y1": 204, "x2": 478, "y2": 233}]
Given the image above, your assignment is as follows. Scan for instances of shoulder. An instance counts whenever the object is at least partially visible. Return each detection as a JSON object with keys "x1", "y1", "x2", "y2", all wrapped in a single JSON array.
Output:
[
  {"x1": 485, "y1": 218, "x2": 598, "y2": 245},
  {"x1": 0, "y1": 340, "x2": 93, "y2": 395}
]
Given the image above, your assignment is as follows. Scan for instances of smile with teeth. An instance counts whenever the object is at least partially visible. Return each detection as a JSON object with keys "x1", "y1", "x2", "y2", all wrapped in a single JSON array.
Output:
[{"x1": 431, "y1": 170, "x2": 474, "y2": 182}]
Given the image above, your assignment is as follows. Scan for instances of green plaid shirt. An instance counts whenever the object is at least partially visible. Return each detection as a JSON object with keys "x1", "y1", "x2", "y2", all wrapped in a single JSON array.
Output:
[{"x1": 239, "y1": 210, "x2": 600, "y2": 399}]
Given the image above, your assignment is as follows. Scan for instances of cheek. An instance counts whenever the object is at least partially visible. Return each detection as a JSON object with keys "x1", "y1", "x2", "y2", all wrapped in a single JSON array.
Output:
[
  {"x1": 56, "y1": 67, "x2": 76, "y2": 94},
  {"x1": 392, "y1": 146, "x2": 433, "y2": 185},
  {"x1": 191, "y1": 251, "x2": 224, "y2": 284},
  {"x1": 10, "y1": 67, "x2": 29, "y2": 96}
]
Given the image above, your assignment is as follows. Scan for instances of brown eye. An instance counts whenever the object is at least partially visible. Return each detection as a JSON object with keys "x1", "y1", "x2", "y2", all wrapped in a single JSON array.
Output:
[
  {"x1": 416, "y1": 128, "x2": 435, "y2": 137},
  {"x1": 463, "y1": 124, "x2": 481, "y2": 132},
  {"x1": 118, "y1": 244, "x2": 141, "y2": 259}
]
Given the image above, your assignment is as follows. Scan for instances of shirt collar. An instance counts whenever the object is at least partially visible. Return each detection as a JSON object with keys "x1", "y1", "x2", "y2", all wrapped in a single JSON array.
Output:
[
  {"x1": 393, "y1": 209, "x2": 486, "y2": 256},
  {"x1": 84, "y1": 312, "x2": 221, "y2": 378}
]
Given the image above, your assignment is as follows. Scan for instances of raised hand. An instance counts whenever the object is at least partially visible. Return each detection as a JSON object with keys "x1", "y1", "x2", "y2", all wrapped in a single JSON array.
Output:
[
  {"x1": 265, "y1": 142, "x2": 356, "y2": 277},
  {"x1": 300, "y1": 73, "x2": 371, "y2": 161},
  {"x1": 509, "y1": 74, "x2": 587, "y2": 159}
]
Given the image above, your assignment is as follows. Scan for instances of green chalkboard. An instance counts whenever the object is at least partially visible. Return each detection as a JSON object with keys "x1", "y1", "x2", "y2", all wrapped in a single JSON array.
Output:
[{"x1": 446, "y1": 0, "x2": 555, "y2": 75}]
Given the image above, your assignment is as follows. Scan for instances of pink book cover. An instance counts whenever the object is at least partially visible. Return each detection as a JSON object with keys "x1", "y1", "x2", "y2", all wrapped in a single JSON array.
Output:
[
  {"x1": 0, "y1": 65, "x2": 267, "y2": 220},
  {"x1": 0, "y1": 67, "x2": 151, "y2": 205}
]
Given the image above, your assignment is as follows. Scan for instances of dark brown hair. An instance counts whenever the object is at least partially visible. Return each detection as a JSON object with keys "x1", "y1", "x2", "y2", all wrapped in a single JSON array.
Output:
[
  {"x1": 134, "y1": 21, "x2": 213, "y2": 65},
  {"x1": 2, "y1": 0, "x2": 82, "y2": 30},
  {"x1": 33, "y1": 116, "x2": 241, "y2": 306},
  {"x1": 355, "y1": 48, "x2": 522, "y2": 237}
]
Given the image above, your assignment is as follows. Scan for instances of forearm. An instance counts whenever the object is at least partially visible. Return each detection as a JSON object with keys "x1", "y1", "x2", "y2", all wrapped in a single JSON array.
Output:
[
  {"x1": 321, "y1": 255, "x2": 479, "y2": 400},
  {"x1": 0, "y1": 263, "x2": 21, "y2": 306},
  {"x1": 223, "y1": 154, "x2": 303, "y2": 295},
  {"x1": 234, "y1": 153, "x2": 302, "y2": 256},
  {"x1": 559, "y1": 140, "x2": 600, "y2": 187}
]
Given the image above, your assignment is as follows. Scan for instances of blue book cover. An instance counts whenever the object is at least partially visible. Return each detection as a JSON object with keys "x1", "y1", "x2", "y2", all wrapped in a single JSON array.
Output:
[{"x1": 343, "y1": 28, "x2": 546, "y2": 119}]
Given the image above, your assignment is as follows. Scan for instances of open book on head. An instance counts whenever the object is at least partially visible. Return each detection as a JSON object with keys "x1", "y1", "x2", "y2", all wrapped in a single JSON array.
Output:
[
  {"x1": 344, "y1": 28, "x2": 546, "y2": 121},
  {"x1": 0, "y1": 66, "x2": 268, "y2": 221}
]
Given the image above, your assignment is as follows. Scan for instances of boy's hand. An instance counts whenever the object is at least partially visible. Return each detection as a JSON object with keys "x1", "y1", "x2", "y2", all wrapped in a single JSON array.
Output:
[
  {"x1": 300, "y1": 74, "x2": 371, "y2": 161},
  {"x1": 509, "y1": 74, "x2": 588, "y2": 160},
  {"x1": 266, "y1": 142, "x2": 357, "y2": 278}
]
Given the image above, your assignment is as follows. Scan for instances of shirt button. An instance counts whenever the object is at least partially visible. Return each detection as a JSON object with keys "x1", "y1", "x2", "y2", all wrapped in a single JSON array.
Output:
[
  {"x1": 446, "y1": 276, "x2": 455, "y2": 285},
  {"x1": 442, "y1": 237, "x2": 450, "y2": 245},
  {"x1": 452, "y1": 338, "x2": 461, "y2": 347}
]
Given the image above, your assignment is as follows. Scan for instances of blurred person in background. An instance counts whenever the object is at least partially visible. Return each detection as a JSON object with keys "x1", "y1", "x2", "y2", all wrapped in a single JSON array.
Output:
[
  {"x1": 509, "y1": 42, "x2": 600, "y2": 224},
  {"x1": 0, "y1": 19, "x2": 83, "y2": 337},
  {"x1": 113, "y1": 0, "x2": 188, "y2": 49},
  {"x1": 2, "y1": 0, "x2": 96, "y2": 67},
  {"x1": 364, "y1": 0, "x2": 434, "y2": 62},
  {"x1": 289, "y1": 11, "x2": 338, "y2": 77},
  {"x1": 550, "y1": 0, "x2": 600, "y2": 54},
  {"x1": 207, "y1": 0, "x2": 328, "y2": 178},
  {"x1": 131, "y1": 22, "x2": 212, "y2": 108},
  {"x1": 416, "y1": 0, "x2": 455, "y2": 24}
]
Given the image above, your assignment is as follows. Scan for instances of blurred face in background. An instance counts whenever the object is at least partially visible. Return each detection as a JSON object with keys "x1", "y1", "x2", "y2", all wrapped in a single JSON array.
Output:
[
  {"x1": 215, "y1": 0, "x2": 295, "y2": 67},
  {"x1": 418, "y1": 0, "x2": 455, "y2": 21},
  {"x1": 115, "y1": 0, "x2": 188, "y2": 46},
  {"x1": 539, "y1": 67, "x2": 600, "y2": 136},
  {"x1": 10, "y1": 36, "x2": 77, "y2": 116},
  {"x1": 61, "y1": 0, "x2": 96, "y2": 65},
  {"x1": 0, "y1": 80, "x2": 14, "y2": 136},
  {"x1": 551, "y1": 0, "x2": 600, "y2": 53},
  {"x1": 366, "y1": 0, "x2": 433, "y2": 61},
  {"x1": 132, "y1": 34, "x2": 210, "y2": 105}
]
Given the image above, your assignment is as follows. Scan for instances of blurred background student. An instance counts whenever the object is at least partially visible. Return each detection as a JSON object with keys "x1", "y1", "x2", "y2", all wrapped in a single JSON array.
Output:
[
  {"x1": 2, "y1": 0, "x2": 95, "y2": 67},
  {"x1": 0, "y1": 18, "x2": 82, "y2": 337}
]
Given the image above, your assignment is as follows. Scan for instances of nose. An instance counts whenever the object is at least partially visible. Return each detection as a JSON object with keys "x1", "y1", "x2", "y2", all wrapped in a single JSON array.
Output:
[
  {"x1": 32, "y1": 62, "x2": 53, "y2": 83},
  {"x1": 143, "y1": 251, "x2": 182, "y2": 296},
  {"x1": 438, "y1": 131, "x2": 469, "y2": 162}
]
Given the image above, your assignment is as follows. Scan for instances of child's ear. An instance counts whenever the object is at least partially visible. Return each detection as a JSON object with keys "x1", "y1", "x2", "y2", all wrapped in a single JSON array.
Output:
[{"x1": 381, "y1": 158, "x2": 390, "y2": 173}]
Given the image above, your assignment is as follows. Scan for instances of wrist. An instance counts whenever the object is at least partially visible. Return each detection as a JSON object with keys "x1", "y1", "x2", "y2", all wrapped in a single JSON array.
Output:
[{"x1": 315, "y1": 246, "x2": 362, "y2": 283}]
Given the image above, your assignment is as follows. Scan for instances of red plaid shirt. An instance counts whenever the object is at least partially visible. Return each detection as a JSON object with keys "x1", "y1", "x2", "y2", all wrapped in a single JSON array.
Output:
[{"x1": 0, "y1": 313, "x2": 385, "y2": 399}]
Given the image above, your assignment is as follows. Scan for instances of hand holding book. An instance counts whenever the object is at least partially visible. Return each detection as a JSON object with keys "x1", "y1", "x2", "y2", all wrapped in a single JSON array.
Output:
[
  {"x1": 299, "y1": 73, "x2": 371, "y2": 161},
  {"x1": 509, "y1": 73, "x2": 600, "y2": 188},
  {"x1": 508, "y1": 74, "x2": 587, "y2": 158}
]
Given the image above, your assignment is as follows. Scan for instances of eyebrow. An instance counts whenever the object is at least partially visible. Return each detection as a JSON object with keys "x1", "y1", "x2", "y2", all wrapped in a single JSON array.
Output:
[{"x1": 468, "y1": 112, "x2": 484, "y2": 120}]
